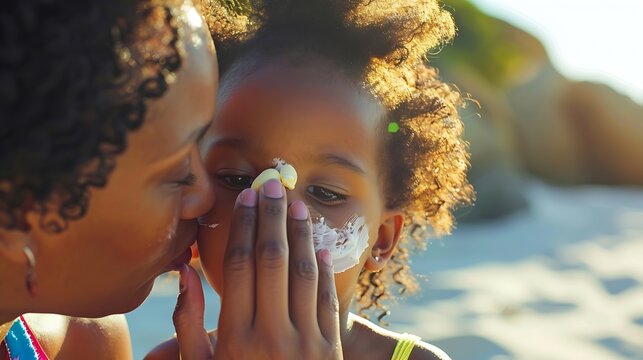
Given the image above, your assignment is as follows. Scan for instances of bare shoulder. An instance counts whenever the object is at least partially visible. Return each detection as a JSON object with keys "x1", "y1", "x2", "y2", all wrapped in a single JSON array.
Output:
[
  {"x1": 348, "y1": 314, "x2": 451, "y2": 360},
  {"x1": 63, "y1": 314, "x2": 133, "y2": 360},
  {"x1": 23, "y1": 313, "x2": 132, "y2": 360},
  {"x1": 145, "y1": 328, "x2": 217, "y2": 360}
]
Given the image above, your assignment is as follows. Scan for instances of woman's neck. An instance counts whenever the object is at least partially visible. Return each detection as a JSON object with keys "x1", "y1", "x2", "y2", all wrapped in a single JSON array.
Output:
[
  {"x1": 0, "y1": 283, "x2": 23, "y2": 341},
  {"x1": 0, "y1": 269, "x2": 26, "y2": 339},
  {"x1": 0, "y1": 297, "x2": 22, "y2": 341}
]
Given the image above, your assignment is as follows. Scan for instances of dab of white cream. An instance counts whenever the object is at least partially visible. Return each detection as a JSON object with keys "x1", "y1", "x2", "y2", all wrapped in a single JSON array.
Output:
[
  {"x1": 198, "y1": 219, "x2": 219, "y2": 229},
  {"x1": 311, "y1": 212, "x2": 370, "y2": 273}
]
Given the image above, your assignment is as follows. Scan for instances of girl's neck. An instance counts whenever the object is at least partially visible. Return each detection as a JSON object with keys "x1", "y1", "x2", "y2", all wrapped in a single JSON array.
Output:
[{"x1": 339, "y1": 308, "x2": 364, "y2": 355}]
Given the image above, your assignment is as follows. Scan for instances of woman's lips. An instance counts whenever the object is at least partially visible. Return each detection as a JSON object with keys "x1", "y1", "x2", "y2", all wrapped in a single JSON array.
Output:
[
  {"x1": 172, "y1": 247, "x2": 193, "y2": 270},
  {"x1": 163, "y1": 221, "x2": 197, "y2": 273},
  {"x1": 163, "y1": 247, "x2": 193, "y2": 273}
]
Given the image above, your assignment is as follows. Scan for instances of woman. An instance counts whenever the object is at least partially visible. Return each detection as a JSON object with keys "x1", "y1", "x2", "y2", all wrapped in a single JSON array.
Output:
[{"x1": 0, "y1": 0, "x2": 341, "y2": 359}]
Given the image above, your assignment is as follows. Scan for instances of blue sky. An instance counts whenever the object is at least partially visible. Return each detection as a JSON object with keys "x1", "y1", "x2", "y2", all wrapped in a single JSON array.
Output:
[{"x1": 469, "y1": 0, "x2": 643, "y2": 104}]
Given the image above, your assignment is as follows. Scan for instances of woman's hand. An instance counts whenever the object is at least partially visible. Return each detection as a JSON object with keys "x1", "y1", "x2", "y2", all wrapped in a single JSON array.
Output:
[{"x1": 172, "y1": 179, "x2": 343, "y2": 359}]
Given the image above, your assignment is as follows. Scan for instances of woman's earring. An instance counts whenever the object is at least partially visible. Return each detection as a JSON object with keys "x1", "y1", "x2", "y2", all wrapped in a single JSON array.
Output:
[{"x1": 23, "y1": 246, "x2": 37, "y2": 297}]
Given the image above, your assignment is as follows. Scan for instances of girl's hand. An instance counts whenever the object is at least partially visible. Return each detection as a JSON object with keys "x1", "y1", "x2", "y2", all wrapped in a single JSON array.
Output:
[{"x1": 172, "y1": 179, "x2": 343, "y2": 359}]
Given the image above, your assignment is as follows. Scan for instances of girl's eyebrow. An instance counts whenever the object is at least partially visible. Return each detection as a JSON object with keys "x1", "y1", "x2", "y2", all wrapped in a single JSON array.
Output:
[{"x1": 318, "y1": 153, "x2": 366, "y2": 175}]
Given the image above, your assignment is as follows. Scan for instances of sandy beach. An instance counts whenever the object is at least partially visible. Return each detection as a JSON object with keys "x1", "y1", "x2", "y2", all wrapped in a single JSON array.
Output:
[{"x1": 127, "y1": 181, "x2": 643, "y2": 359}]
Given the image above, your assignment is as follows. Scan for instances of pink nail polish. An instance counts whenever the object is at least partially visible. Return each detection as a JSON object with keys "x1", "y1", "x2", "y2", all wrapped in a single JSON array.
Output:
[
  {"x1": 289, "y1": 200, "x2": 308, "y2": 220},
  {"x1": 238, "y1": 188, "x2": 258, "y2": 207},
  {"x1": 319, "y1": 249, "x2": 333, "y2": 267},
  {"x1": 263, "y1": 179, "x2": 284, "y2": 199}
]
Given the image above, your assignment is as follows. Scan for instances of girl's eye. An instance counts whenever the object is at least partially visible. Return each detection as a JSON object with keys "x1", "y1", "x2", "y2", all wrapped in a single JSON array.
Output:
[
  {"x1": 306, "y1": 185, "x2": 347, "y2": 204},
  {"x1": 174, "y1": 172, "x2": 197, "y2": 187},
  {"x1": 218, "y1": 174, "x2": 254, "y2": 190}
]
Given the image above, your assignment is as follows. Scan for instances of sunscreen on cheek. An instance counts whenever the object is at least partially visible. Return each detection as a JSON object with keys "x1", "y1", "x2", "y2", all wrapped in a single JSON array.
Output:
[{"x1": 309, "y1": 207, "x2": 370, "y2": 273}]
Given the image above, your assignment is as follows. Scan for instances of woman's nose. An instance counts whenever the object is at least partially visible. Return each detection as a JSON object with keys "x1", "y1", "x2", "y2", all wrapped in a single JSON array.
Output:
[{"x1": 180, "y1": 147, "x2": 215, "y2": 220}]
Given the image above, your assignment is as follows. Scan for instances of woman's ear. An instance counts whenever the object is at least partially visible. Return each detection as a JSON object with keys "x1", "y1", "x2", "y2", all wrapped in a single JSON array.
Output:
[{"x1": 364, "y1": 210, "x2": 404, "y2": 272}]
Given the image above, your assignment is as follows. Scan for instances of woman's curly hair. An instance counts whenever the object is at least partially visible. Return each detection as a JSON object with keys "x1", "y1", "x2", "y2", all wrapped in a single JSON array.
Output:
[
  {"x1": 203, "y1": 0, "x2": 474, "y2": 321},
  {"x1": 0, "y1": 0, "x2": 185, "y2": 232}
]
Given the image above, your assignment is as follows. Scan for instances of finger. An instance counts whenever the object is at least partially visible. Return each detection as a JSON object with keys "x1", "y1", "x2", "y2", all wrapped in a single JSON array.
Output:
[
  {"x1": 255, "y1": 179, "x2": 290, "y2": 329},
  {"x1": 173, "y1": 264, "x2": 214, "y2": 360},
  {"x1": 219, "y1": 188, "x2": 258, "y2": 331},
  {"x1": 316, "y1": 250, "x2": 341, "y2": 345},
  {"x1": 287, "y1": 201, "x2": 319, "y2": 332}
]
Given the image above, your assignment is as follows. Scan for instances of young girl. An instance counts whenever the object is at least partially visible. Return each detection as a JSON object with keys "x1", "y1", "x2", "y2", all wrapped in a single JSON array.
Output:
[{"x1": 149, "y1": 0, "x2": 473, "y2": 358}]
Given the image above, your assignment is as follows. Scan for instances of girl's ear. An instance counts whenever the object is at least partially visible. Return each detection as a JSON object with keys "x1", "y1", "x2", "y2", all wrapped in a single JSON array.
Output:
[{"x1": 364, "y1": 210, "x2": 404, "y2": 272}]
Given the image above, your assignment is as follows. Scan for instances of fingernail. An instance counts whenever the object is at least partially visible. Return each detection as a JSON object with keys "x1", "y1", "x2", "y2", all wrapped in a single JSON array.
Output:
[
  {"x1": 179, "y1": 264, "x2": 189, "y2": 294},
  {"x1": 318, "y1": 249, "x2": 333, "y2": 267},
  {"x1": 238, "y1": 188, "x2": 258, "y2": 207},
  {"x1": 263, "y1": 179, "x2": 284, "y2": 199},
  {"x1": 289, "y1": 200, "x2": 308, "y2": 220}
]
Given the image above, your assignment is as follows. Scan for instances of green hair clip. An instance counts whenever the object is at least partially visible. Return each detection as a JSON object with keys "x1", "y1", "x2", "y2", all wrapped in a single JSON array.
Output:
[{"x1": 387, "y1": 122, "x2": 400, "y2": 133}]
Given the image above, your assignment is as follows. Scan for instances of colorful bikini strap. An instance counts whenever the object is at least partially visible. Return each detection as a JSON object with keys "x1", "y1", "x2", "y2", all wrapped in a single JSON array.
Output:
[
  {"x1": 391, "y1": 333, "x2": 420, "y2": 360},
  {"x1": 4, "y1": 316, "x2": 48, "y2": 360}
]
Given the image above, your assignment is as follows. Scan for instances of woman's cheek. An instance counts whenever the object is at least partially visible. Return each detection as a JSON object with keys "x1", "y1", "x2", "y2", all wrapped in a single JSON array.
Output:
[{"x1": 121, "y1": 196, "x2": 181, "y2": 265}]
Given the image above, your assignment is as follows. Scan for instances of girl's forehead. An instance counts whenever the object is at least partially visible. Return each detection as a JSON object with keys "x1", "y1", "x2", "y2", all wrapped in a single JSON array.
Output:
[
  {"x1": 217, "y1": 57, "x2": 384, "y2": 127},
  {"x1": 217, "y1": 75, "x2": 375, "y2": 139},
  {"x1": 209, "y1": 71, "x2": 382, "y2": 173}
]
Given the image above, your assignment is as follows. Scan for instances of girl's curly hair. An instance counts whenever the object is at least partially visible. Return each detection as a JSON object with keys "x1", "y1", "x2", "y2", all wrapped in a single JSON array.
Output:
[
  {"x1": 203, "y1": 0, "x2": 474, "y2": 320},
  {"x1": 0, "y1": 0, "x2": 185, "y2": 232}
]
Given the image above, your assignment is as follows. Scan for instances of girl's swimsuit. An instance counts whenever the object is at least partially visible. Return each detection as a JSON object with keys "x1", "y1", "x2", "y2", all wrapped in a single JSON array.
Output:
[
  {"x1": 1, "y1": 316, "x2": 48, "y2": 360},
  {"x1": 391, "y1": 333, "x2": 420, "y2": 360}
]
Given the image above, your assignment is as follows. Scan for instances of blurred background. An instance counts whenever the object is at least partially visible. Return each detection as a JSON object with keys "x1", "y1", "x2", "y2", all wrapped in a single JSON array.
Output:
[{"x1": 127, "y1": 1, "x2": 643, "y2": 359}]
